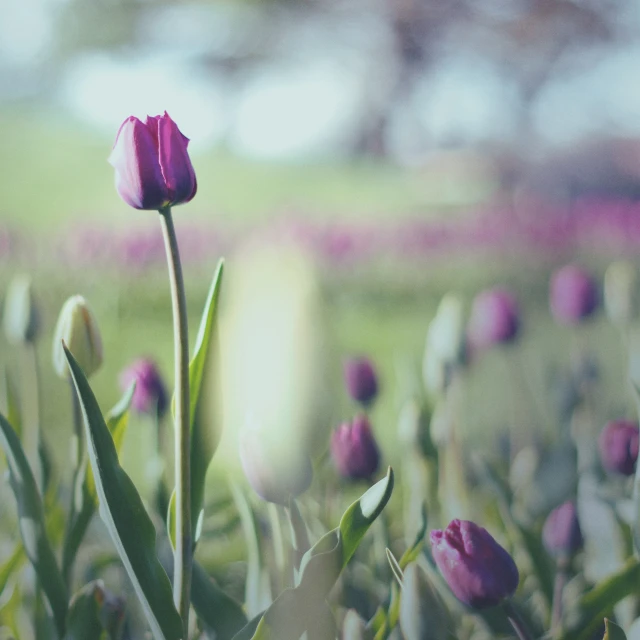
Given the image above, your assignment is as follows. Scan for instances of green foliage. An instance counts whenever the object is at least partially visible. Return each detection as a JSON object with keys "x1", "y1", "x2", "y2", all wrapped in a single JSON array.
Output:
[
  {"x1": 603, "y1": 619, "x2": 627, "y2": 640},
  {"x1": 0, "y1": 412, "x2": 68, "y2": 636},
  {"x1": 64, "y1": 346, "x2": 182, "y2": 640}
]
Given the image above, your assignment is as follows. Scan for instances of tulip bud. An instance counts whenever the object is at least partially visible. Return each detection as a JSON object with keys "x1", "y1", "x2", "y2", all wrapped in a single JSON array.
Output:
[
  {"x1": 430, "y1": 519, "x2": 519, "y2": 609},
  {"x1": 119, "y1": 358, "x2": 168, "y2": 418},
  {"x1": 550, "y1": 265, "x2": 599, "y2": 325},
  {"x1": 400, "y1": 563, "x2": 453, "y2": 640},
  {"x1": 341, "y1": 609, "x2": 368, "y2": 640},
  {"x1": 109, "y1": 112, "x2": 197, "y2": 211},
  {"x1": 239, "y1": 425, "x2": 312, "y2": 505},
  {"x1": 3, "y1": 274, "x2": 40, "y2": 345},
  {"x1": 331, "y1": 415, "x2": 380, "y2": 481},
  {"x1": 598, "y1": 419, "x2": 639, "y2": 476},
  {"x1": 542, "y1": 501, "x2": 583, "y2": 559},
  {"x1": 604, "y1": 261, "x2": 640, "y2": 328},
  {"x1": 343, "y1": 357, "x2": 379, "y2": 407},
  {"x1": 52, "y1": 296, "x2": 103, "y2": 380},
  {"x1": 467, "y1": 288, "x2": 519, "y2": 350}
]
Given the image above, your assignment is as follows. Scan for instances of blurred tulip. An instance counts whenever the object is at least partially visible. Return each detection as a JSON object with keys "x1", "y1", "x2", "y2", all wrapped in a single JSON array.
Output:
[
  {"x1": 604, "y1": 260, "x2": 640, "y2": 328},
  {"x1": 467, "y1": 288, "x2": 519, "y2": 350},
  {"x1": 400, "y1": 563, "x2": 453, "y2": 640},
  {"x1": 550, "y1": 265, "x2": 599, "y2": 325},
  {"x1": 331, "y1": 414, "x2": 380, "y2": 481},
  {"x1": 119, "y1": 358, "x2": 168, "y2": 418},
  {"x1": 542, "y1": 501, "x2": 583, "y2": 558},
  {"x1": 3, "y1": 274, "x2": 40, "y2": 345},
  {"x1": 341, "y1": 609, "x2": 368, "y2": 640},
  {"x1": 239, "y1": 425, "x2": 312, "y2": 505},
  {"x1": 430, "y1": 519, "x2": 519, "y2": 609},
  {"x1": 598, "y1": 419, "x2": 639, "y2": 476},
  {"x1": 343, "y1": 357, "x2": 379, "y2": 407},
  {"x1": 52, "y1": 295, "x2": 103, "y2": 380},
  {"x1": 109, "y1": 112, "x2": 197, "y2": 210}
]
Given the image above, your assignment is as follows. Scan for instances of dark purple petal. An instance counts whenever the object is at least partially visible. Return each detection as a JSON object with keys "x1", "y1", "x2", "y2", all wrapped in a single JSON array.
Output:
[
  {"x1": 344, "y1": 357, "x2": 379, "y2": 406},
  {"x1": 542, "y1": 501, "x2": 583, "y2": 557},
  {"x1": 599, "y1": 419, "x2": 639, "y2": 476},
  {"x1": 550, "y1": 265, "x2": 599, "y2": 325},
  {"x1": 108, "y1": 116, "x2": 169, "y2": 210},
  {"x1": 119, "y1": 358, "x2": 168, "y2": 418},
  {"x1": 157, "y1": 112, "x2": 197, "y2": 206},
  {"x1": 467, "y1": 288, "x2": 520, "y2": 349},
  {"x1": 330, "y1": 415, "x2": 380, "y2": 480}
]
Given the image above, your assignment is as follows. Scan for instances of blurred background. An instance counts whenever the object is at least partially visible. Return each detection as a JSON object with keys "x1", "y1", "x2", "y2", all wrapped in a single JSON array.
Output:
[{"x1": 3, "y1": 0, "x2": 640, "y2": 482}]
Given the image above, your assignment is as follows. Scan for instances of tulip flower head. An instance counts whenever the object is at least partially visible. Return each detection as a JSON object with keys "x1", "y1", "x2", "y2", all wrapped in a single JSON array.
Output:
[
  {"x1": 542, "y1": 501, "x2": 583, "y2": 559},
  {"x1": 3, "y1": 274, "x2": 40, "y2": 345},
  {"x1": 331, "y1": 414, "x2": 380, "y2": 481},
  {"x1": 109, "y1": 112, "x2": 197, "y2": 211},
  {"x1": 52, "y1": 295, "x2": 103, "y2": 380},
  {"x1": 430, "y1": 519, "x2": 519, "y2": 609},
  {"x1": 119, "y1": 358, "x2": 168, "y2": 418},
  {"x1": 344, "y1": 356, "x2": 379, "y2": 406},
  {"x1": 550, "y1": 265, "x2": 599, "y2": 325},
  {"x1": 598, "y1": 419, "x2": 639, "y2": 476},
  {"x1": 467, "y1": 288, "x2": 520, "y2": 350}
]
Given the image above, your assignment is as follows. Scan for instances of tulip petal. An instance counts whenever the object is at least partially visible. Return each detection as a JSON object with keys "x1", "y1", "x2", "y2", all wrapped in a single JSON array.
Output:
[
  {"x1": 109, "y1": 116, "x2": 168, "y2": 210},
  {"x1": 157, "y1": 112, "x2": 197, "y2": 206}
]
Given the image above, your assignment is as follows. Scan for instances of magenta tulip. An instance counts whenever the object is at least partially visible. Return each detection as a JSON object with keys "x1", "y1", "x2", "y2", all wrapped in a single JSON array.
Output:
[
  {"x1": 109, "y1": 112, "x2": 197, "y2": 210},
  {"x1": 331, "y1": 415, "x2": 380, "y2": 480},
  {"x1": 430, "y1": 519, "x2": 519, "y2": 609},
  {"x1": 542, "y1": 501, "x2": 583, "y2": 558},
  {"x1": 467, "y1": 288, "x2": 520, "y2": 350},
  {"x1": 119, "y1": 358, "x2": 168, "y2": 418},
  {"x1": 549, "y1": 265, "x2": 599, "y2": 325},
  {"x1": 344, "y1": 357, "x2": 379, "y2": 406},
  {"x1": 598, "y1": 419, "x2": 639, "y2": 476}
]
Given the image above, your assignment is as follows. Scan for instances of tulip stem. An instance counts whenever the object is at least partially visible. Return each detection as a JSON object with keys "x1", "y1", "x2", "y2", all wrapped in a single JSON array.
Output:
[
  {"x1": 503, "y1": 601, "x2": 534, "y2": 640},
  {"x1": 160, "y1": 206, "x2": 192, "y2": 634},
  {"x1": 551, "y1": 561, "x2": 569, "y2": 636}
]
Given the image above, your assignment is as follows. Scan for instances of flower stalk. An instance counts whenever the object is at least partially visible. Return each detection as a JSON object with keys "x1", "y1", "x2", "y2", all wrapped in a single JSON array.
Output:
[{"x1": 159, "y1": 206, "x2": 192, "y2": 634}]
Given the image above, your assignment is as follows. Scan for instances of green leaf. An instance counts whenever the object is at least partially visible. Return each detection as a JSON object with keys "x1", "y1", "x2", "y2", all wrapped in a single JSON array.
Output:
[
  {"x1": 386, "y1": 549, "x2": 404, "y2": 588},
  {"x1": 64, "y1": 581, "x2": 108, "y2": 640},
  {"x1": 0, "y1": 412, "x2": 68, "y2": 636},
  {"x1": 64, "y1": 346, "x2": 182, "y2": 640},
  {"x1": 62, "y1": 383, "x2": 135, "y2": 584},
  {"x1": 169, "y1": 261, "x2": 224, "y2": 549},
  {"x1": 604, "y1": 619, "x2": 627, "y2": 640},
  {"x1": 191, "y1": 560, "x2": 247, "y2": 639},
  {"x1": 287, "y1": 498, "x2": 310, "y2": 574},
  {"x1": 0, "y1": 545, "x2": 24, "y2": 599},
  {"x1": 398, "y1": 504, "x2": 427, "y2": 569},
  {"x1": 0, "y1": 369, "x2": 21, "y2": 439},
  {"x1": 248, "y1": 468, "x2": 395, "y2": 640}
]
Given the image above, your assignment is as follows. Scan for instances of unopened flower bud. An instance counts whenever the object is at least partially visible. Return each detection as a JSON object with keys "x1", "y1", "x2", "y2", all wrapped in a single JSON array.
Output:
[
  {"x1": 542, "y1": 501, "x2": 583, "y2": 558},
  {"x1": 341, "y1": 610, "x2": 368, "y2": 640},
  {"x1": 467, "y1": 288, "x2": 520, "y2": 350},
  {"x1": 430, "y1": 519, "x2": 519, "y2": 609},
  {"x1": 604, "y1": 261, "x2": 640, "y2": 328},
  {"x1": 239, "y1": 426, "x2": 312, "y2": 505},
  {"x1": 3, "y1": 274, "x2": 40, "y2": 345},
  {"x1": 52, "y1": 295, "x2": 103, "y2": 379},
  {"x1": 331, "y1": 415, "x2": 380, "y2": 481},
  {"x1": 550, "y1": 265, "x2": 599, "y2": 325},
  {"x1": 598, "y1": 419, "x2": 639, "y2": 476},
  {"x1": 119, "y1": 358, "x2": 168, "y2": 418},
  {"x1": 343, "y1": 357, "x2": 379, "y2": 406},
  {"x1": 400, "y1": 563, "x2": 453, "y2": 640},
  {"x1": 109, "y1": 112, "x2": 197, "y2": 211}
]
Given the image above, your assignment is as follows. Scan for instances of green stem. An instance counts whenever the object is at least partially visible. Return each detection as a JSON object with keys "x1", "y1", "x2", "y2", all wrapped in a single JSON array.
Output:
[
  {"x1": 19, "y1": 344, "x2": 42, "y2": 490},
  {"x1": 503, "y1": 600, "x2": 534, "y2": 640},
  {"x1": 551, "y1": 560, "x2": 569, "y2": 636},
  {"x1": 160, "y1": 207, "x2": 192, "y2": 635}
]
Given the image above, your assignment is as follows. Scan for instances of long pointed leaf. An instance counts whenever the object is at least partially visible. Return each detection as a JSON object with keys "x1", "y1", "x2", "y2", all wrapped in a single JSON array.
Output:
[
  {"x1": 64, "y1": 345, "x2": 182, "y2": 640},
  {"x1": 0, "y1": 412, "x2": 68, "y2": 636},
  {"x1": 604, "y1": 619, "x2": 627, "y2": 640}
]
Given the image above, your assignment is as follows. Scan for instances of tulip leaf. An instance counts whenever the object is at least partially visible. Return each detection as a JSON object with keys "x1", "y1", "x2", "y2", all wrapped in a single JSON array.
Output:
[
  {"x1": 386, "y1": 549, "x2": 404, "y2": 587},
  {"x1": 191, "y1": 560, "x2": 248, "y2": 639},
  {"x1": 245, "y1": 468, "x2": 395, "y2": 640},
  {"x1": 64, "y1": 581, "x2": 109, "y2": 640},
  {"x1": 287, "y1": 498, "x2": 310, "y2": 574},
  {"x1": 0, "y1": 412, "x2": 68, "y2": 636},
  {"x1": 398, "y1": 504, "x2": 428, "y2": 569},
  {"x1": 1, "y1": 369, "x2": 21, "y2": 439},
  {"x1": 603, "y1": 619, "x2": 627, "y2": 640},
  {"x1": 64, "y1": 346, "x2": 182, "y2": 640},
  {"x1": 169, "y1": 260, "x2": 224, "y2": 549},
  {"x1": 0, "y1": 545, "x2": 25, "y2": 598},
  {"x1": 62, "y1": 383, "x2": 135, "y2": 583}
]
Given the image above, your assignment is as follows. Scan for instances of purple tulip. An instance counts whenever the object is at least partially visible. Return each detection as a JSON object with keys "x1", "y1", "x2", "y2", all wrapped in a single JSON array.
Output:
[
  {"x1": 598, "y1": 419, "x2": 639, "y2": 476},
  {"x1": 549, "y1": 265, "x2": 599, "y2": 325},
  {"x1": 344, "y1": 357, "x2": 379, "y2": 406},
  {"x1": 430, "y1": 519, "x2": 519, "y2": 609},
  {"x1": 119, "y1": 358, "x2": 168, "y2": 418},
  {"x1": 331, "y1": 415, "x2": 380, "y2": 481},
  {"x1": 542, "y1": 501, "x2": 583, "y2": 558},
  {"x1": 109, "y1": 112, "x2": 197, "y2": 210},
  {"x1": 239, "y1": 430, "x2": 313, "y2": 505},
  {"x1": 467, "y1": 288, "x2": 520, "y2": 350}
]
